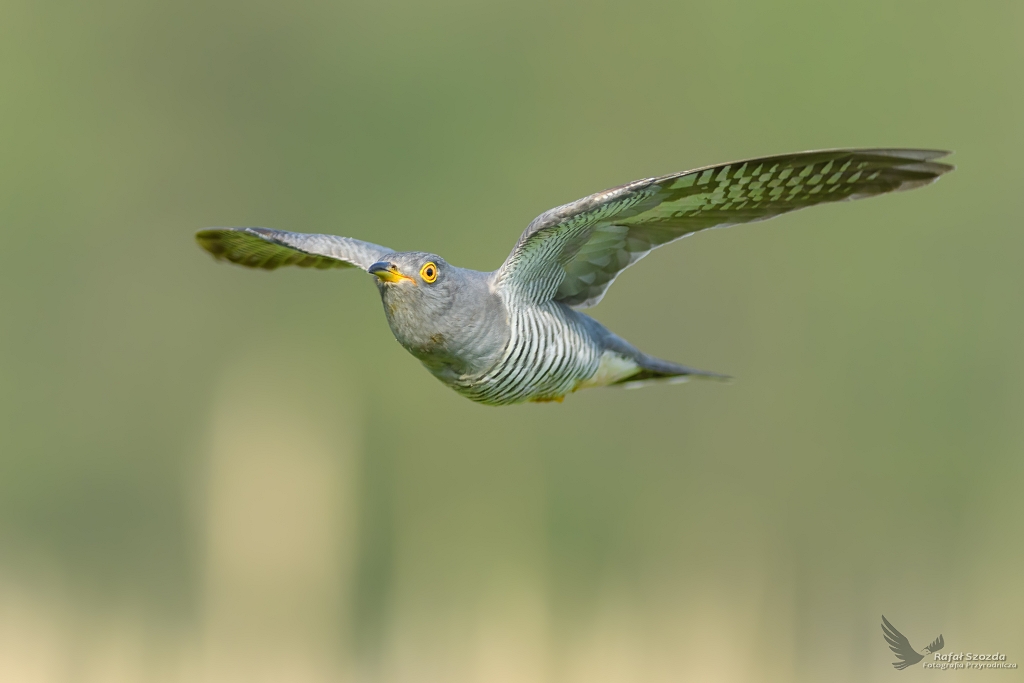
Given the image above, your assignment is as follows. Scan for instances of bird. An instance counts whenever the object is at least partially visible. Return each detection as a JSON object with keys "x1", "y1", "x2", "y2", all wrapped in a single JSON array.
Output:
[
  {"x1": 881, "y1": 615, "x2": 945, "y2": 669},
  {"x1": 196, "y1": 148, "x2": 952, "y2": 406}
]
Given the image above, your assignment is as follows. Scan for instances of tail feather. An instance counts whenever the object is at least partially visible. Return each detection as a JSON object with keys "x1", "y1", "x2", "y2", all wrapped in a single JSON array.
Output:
[
  {"x1": 576, "y1": 313, "x2": 729, "y2": 389},
  {"x1": 615, "y1": 354, "x2": 731, "y2": 388}
]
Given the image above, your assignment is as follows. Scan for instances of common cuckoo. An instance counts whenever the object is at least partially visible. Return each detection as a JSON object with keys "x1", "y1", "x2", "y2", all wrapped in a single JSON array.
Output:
[{"x1": 197, "y1": 149, "x2": 952, "y2": 405}]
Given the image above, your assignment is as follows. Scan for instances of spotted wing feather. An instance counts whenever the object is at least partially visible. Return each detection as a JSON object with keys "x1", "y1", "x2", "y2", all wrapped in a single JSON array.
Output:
[
  {"x1": 496, "y1": 149, "x2": 953, "y2": 307},
  {"x1": 196, "y1": 227, "x2": 392, "y2": 271}
]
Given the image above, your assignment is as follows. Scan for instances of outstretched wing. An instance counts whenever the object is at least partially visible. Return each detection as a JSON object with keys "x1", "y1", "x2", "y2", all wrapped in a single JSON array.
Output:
[
  {"x1": 926, "y1": 634, "x2": 944, "y2": 653},
  {"x1": 495, "y1": 149, "x2": 953, "y2": 307},
  {"x1": 881, "y1": 615, "x2": 925, "y2": 670},
  {"x1": 196, "y1": 227, "x2": 392, "y2": 271}
]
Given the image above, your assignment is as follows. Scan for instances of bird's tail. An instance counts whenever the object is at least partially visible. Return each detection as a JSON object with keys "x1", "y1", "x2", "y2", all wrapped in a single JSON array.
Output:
[
  {"x1": 578, "y1": 314, "x2": 730, "y2": 389},
  {"x1": 614, "y1": 352, "x2": 731, "y2": 388}
]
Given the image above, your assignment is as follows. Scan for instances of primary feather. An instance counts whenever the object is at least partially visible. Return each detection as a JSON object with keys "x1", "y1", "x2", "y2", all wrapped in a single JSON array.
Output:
[
  {"x1": 196, "y1": 227, "x2": 390, "y2": 271},
  {"x1": 496, "y1": 149, "x2": 952, "y2": 307}
]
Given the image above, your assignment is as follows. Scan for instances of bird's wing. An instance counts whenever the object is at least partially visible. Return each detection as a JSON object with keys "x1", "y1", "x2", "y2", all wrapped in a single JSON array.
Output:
[
  {"x1": 196, "y1": 227, "x2": 392, "y2": 271},
  {"x1": 926, "y1": 634, "x2": 944, "y2": 653},
  {"x1": 881, "y1": 615, "x2": 924, "y2": 670},
  {"x1": 495, "y1": 149, "x2": 953, "y2": 307}
]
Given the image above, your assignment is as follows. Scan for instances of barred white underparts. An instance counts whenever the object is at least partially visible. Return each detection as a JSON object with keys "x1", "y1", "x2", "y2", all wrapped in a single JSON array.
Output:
[{"x1": 453, "y1": 298, "x2": 603, "y2": 405}]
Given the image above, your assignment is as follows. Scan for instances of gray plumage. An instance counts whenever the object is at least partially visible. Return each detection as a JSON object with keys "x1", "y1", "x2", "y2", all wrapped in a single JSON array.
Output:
[{"x1": 196, "y1": 148, "x2": 953, "y2": 406}]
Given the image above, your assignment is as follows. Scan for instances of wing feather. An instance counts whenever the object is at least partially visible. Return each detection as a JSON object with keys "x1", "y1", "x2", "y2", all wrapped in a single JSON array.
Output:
[
  {"x1": 496, "y1": 149, "x2": 953, "y2": 307},
  {"x1": 196, "y1": 227, "x2": 391, "y2": 271}
]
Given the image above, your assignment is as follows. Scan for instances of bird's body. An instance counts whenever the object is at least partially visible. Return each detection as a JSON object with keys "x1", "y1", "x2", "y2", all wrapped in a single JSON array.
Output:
[
  {"x1": 370, "y1": 253, "x2": 704, "y2": 404},
  {"x1": 433, "y1": 296, "x2": 602, "y2": 405},
  {"x1": 197, "y1": 148, "x2": 953, "y2": 406}
]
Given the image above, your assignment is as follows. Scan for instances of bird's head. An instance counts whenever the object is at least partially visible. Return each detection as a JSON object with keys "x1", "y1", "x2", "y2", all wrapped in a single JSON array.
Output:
[
  {"x1": 368, "y1": 251, "x2": 506, "y2": 378},
  {"x1": 369, "y1": 251, "x2": 457, "y2": 320},
  {"x1": 369, "y1": 251, "x2": 448, "y2": 290}
]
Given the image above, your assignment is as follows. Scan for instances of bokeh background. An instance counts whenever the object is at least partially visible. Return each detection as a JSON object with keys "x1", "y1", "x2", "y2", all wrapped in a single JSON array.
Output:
[{"x1": 1, "y1": 1, "x2": 1022, "y2": 681}]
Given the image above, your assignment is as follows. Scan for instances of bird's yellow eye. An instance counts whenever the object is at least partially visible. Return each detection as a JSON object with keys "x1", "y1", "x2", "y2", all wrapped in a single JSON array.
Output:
[{"x1": 420, "y1": 262, "x2": 438, "y2": 283}]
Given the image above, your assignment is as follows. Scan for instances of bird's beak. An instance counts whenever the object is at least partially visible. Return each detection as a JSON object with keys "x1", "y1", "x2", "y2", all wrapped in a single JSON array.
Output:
[{"x1": 369, "y1": 261, "x2": 416, "y2": 285}]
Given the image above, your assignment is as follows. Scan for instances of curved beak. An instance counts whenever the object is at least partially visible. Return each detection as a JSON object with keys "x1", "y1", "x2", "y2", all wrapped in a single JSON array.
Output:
[{"x1": 368, "y1": 261, "x2": 416, "y2": 285}]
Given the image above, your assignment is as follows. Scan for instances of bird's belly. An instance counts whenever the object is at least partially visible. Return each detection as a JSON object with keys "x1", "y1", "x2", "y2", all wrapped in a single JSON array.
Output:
[{"x1": 447, "y1": 304, "x2": 601, "y2": 405}]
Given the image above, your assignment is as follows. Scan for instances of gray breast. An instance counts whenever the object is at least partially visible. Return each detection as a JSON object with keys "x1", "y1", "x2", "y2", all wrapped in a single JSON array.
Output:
[{"x1": 384, "y1": 268, "x2": 511, "y2": 383}]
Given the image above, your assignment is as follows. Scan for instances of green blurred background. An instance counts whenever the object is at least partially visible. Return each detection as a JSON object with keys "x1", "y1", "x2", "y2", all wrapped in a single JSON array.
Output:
[{"x1": 1, "y1": 1, "x2": 1021, "y2": 681}]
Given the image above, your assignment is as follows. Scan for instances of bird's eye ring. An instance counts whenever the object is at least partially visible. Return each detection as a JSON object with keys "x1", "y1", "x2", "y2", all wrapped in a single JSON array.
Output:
[{"x1": 420, "y1": 262, "x2": 438, "y2": 283}]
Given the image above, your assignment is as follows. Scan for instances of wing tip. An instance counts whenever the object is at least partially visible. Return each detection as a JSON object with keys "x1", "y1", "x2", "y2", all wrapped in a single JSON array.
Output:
[
  {"x1": 194, "y1": 226, "x2": 288, "y2": 270},
  {"x1": 866, "y1": 148, "x2": 952, "y2": 161},
  {"x1": 195, "y1": 228, "x2": 229, "y2": 259},
  {"x1": 872, "y1": 149, "x2": 956, "y2": 179},
  {"x1": 195, "y1": 226, "x2": 257, "y2": 247}
]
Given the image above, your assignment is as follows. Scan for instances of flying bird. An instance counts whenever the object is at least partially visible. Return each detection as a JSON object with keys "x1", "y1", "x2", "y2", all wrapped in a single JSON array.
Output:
[
  {"x1": 881, "y1": 615, "x2": 945, "y2": 670},
  {"x1": 197, "y1": 148, "x2": 952, "y2": 406}
]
